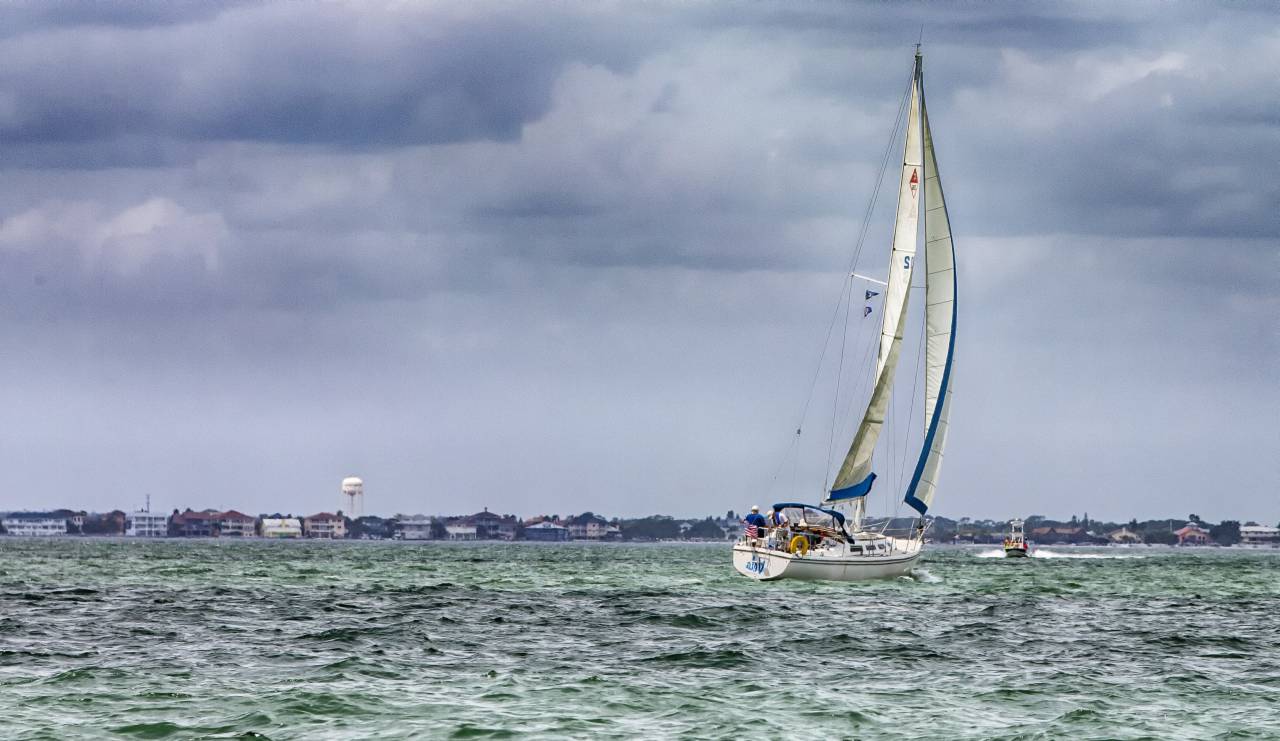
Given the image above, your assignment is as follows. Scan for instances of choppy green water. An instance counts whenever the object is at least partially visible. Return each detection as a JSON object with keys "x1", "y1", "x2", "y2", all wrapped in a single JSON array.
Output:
[{"x1": 1, "y1": 540, "x2": 1277, "y2": 739}]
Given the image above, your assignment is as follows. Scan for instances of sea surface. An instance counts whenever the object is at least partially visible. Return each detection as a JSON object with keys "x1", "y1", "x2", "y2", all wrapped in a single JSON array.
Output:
[{"x1": 1, "y1": 539, "x2": 1277, "y2": 739}]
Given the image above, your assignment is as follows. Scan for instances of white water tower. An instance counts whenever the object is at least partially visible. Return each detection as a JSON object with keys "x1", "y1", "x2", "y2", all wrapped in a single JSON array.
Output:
[{"x1": 341, "y1": 476, "x2": 364, "y2": 518}]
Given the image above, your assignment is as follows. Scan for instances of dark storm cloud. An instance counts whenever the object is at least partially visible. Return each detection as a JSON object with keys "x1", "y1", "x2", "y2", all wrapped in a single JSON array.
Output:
[
  {"x1": 0, "y1": 1, "x2": 246, "y2": 37},
  {"x1": 686, "y1": 0, "x2": 1138, "y2": 49},
  {"x1": 0, "y1": 2, "x2": 655, "y2": 155},
  {"x1": 937, "y1": 36, "x2": 1280, "y2": 241},
  {"x1": 0, "y1": 2, "x2": 1275, "y2": 521}
]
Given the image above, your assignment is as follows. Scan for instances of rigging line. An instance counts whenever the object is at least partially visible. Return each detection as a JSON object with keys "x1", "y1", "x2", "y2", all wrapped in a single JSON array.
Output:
[
  {"x1": 766, "y1": 67, "x2": 915, "y2": 493},
  {"x1": 884, "y1": 353, "x2": 896, "y2": 517},
  {"x1": 803, "y1": 71, "x2": 912, "y2": 423},
  {"x1": 833, "y1": 307, "x2": 881, "y2": 471},
  {"x1": 846, "y1": 69, "x2": 916, "y2": 278},
  {"x1": 825, "y1": 336, "x2": 877, "y2": 499},
  {"x1": 824, "y1": 275, "x2": 855, "y2": 489},
  {"x1": 886, "y1": 299, "x2": 925, "y2": 515},
  {"x1": 828, "y1": 70, "x2": 915, "y2": 492},
  {"x1": 825, "y1": 276, "x2": 885, "y2": 480},
  {"x1": 766, "y1": 426, "x2": 798, "y2": 488},
  {"x1": 895, "y1": 318, "x2": 927, "y2": 496},
  {"x1": 895, "y1": 302, "x2": 927, "y2": 522},
  {"x1": 768, "y1": 422, "x2": 804, "y2": 499},
  {"x1": 791, "y1": 427, "x2": 800, "y2": 501},
  {"x1": 823, "y1": 81, "x2": 921, "y2": 491}
]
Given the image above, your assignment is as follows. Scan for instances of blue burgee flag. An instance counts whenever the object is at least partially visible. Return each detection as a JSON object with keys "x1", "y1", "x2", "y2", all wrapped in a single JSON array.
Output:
[
  {"x1": 865, "y1": 289, "x2": 880, "y2": 301},
  {"x1": 863, "y1": 305, "x2": 873, "y2": 317}
]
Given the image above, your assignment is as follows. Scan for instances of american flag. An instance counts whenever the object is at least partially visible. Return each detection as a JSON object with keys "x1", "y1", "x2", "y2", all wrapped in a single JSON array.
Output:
[{"x1": 744, "y1": 522, "x2": 759, "y2": 538}]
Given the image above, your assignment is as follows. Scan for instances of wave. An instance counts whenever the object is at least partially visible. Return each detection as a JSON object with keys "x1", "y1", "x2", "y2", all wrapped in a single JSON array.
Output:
[
  {"x1": 638, "y1": 648, "x2": 751, "y2": 668},
  {"x1": 973, "y1": 548, "x2": 1145, "y2": 560},
  {"x1": 1032, "y1": 549, "x2": 1146, "y2": 560},
  {"x1": 908, "y1": 567, "x2": 942, "y2": 582}
]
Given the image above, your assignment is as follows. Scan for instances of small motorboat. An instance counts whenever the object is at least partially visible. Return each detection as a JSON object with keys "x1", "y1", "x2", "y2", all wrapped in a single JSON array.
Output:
[{"x1": 1003, "y1": 518, "x2": 1030, "y2": 558}]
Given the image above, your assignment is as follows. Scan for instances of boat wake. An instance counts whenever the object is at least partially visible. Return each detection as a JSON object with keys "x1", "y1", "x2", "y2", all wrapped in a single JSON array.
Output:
[
  {"x1": 907, "y1": 567, "x2": 942, "y2": 583},
  {"x1": 1032, "y1": 549, "x2": 1145, "y2": 560},
  {"x1": 974, "y1": 548, "x2": 1145, "y2": 560}
]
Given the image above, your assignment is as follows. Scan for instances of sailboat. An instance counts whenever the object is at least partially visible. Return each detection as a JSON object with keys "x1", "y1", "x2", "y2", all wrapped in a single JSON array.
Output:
[{"x1": 733, "y1": 47, "x2": 957, "y2": 582}]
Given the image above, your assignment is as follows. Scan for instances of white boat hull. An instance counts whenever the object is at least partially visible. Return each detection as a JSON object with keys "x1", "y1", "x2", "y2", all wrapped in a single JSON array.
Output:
[{"x1": 732, "y1": 540, "x2": 921, "y2": 582}]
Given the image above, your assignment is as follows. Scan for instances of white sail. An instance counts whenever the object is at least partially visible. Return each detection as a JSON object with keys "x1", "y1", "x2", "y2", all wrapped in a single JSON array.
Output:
[
  {"x1": 903, "y1": 67, "x2": 957, "y2": 516},
  {"x1": 827, "y1": 63, "x2": 922, "y2": 506}
]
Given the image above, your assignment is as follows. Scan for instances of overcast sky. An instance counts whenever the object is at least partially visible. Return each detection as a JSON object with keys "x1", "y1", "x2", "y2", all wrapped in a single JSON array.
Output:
[{"x1": 0, "y1": 1, "x2": 1275, "y2": 523}]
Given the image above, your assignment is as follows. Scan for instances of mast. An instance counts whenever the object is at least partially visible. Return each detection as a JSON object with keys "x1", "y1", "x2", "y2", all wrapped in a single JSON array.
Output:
[
  {"x1": 903, "y1": 50, "x2": 957, "y2": 517},
  {"x1": 824, "y1": 52, "x2": 924, "y2": 522}
]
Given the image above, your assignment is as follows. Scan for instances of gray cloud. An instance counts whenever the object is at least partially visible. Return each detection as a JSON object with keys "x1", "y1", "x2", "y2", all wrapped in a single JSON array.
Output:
[
  {"x1": 0, "y1": 2, "x2": 1275, "y2": 523},
  {"x1": 0, "y1": 3, "x2": 655, "y2": 155}
]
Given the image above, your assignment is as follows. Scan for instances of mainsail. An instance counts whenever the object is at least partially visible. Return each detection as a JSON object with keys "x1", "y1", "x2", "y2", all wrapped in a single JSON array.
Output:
[
  {"x1": 826, "y1": 50, "x2": 956, "y2": 520},
  {"x1": 826, "y1": 57, "x2": 923, "y2": 507},
  {"x1": 903, "y1": 66, "x2": 957, "y2": 516}
]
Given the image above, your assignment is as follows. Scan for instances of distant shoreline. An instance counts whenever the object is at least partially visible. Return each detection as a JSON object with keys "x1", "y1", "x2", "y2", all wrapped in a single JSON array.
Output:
[{"x1": 2, "y1": 536, "x2": 1277, "y2": 552}]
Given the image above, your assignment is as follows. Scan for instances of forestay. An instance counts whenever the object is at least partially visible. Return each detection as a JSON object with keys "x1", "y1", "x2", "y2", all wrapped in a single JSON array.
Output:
[{"x1": 826, "y1": 63, "x2": 922, "y2": 506}]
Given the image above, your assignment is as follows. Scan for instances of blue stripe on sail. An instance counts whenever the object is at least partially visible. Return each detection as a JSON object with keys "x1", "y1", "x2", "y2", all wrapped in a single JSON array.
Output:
[
  {"x1": 829, "y1": 472, "x2": 876, "y2": 500},
  {"x1": 904, "y1": 242, "x2": 957, "y2": 514},
  {"x1": 903, "y1": 341, "x2": 950, "y2": 516}
]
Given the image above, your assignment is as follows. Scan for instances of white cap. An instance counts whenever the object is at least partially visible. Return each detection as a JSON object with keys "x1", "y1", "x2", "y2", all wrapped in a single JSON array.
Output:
[{"x1": 751, "y1": 505, "x2": 759, "y2": 512}]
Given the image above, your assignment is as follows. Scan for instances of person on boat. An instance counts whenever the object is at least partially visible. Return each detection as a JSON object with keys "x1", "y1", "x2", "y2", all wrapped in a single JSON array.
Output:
[{"x1": 744, "y1": 506, "x2": 768, "y2": 540}]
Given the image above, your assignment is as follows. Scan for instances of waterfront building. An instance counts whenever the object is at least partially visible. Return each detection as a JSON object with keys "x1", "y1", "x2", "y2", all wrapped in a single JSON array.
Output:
[
  {"x1": 398, "y1": 516, "x2": 436, "y2": 540},
  {"x1": 465, "y1": 509, "x2": 518, "y2": 540},
  {"x1": 1107, "y1": 527, "x2": 1143, "y2": 544},
  {"x1": 219, "y1": 510, "x2": 257, "y2": 537},
  {"x1": 1174, "y1": 523, "x2": 1211, "y2": 545},
  {"x1": 350, "y1": 515, "x2": 396, "y2": 540},
  {"x1": 82, "y1": 511, "x2": 127, "y2": 535},
  {"x1": 523, "y1": 520, "x2": 569, "y2": 542},
  {"x1": 304, "y1": 512, "x2": 346, "y2": 539},
  {"x1": 1240, "y1": 525, "x2": 1280, "y2": 546},
  {"x1": 127, "y1": 510, "x2": 169, "y2": 537},
  {"x1": 1029, "y1": 526, "x2": 1089, "y2": 544},
  {"x1": 33, "y1": 509, "x2": 86, "y2": 534},
  {"x1": 261, "y1": 518, "x2": 303, "y2": 538},
  {"x1": 445, "y1": 524, "x2": 477, "y2": 540},
  {"x1": 2, "y1": 514, "x2": 69, "y2": 536},
  {"x1": 169, "y1": 509, "x2": 220, "y2": 537},
  {"x1": 566, "y1": 512, "x2": 611, "y2": 540}
]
